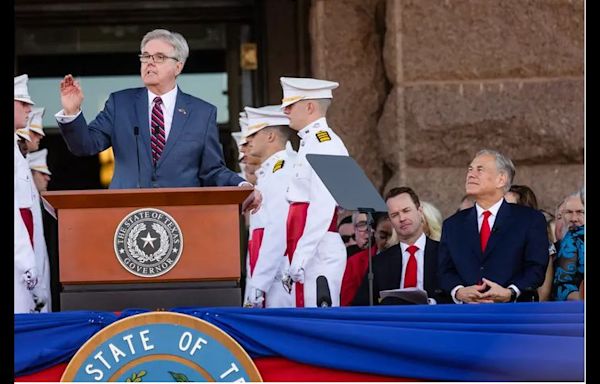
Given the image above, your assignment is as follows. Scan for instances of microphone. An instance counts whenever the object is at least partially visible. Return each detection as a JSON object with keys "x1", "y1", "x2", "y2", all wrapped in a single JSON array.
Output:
[
  {"x1": 134, "y1": 126, "x2": 141, "y2": 188},
  {"x1": 316, "y1": 275, "x2": 332, "y2": 307}
]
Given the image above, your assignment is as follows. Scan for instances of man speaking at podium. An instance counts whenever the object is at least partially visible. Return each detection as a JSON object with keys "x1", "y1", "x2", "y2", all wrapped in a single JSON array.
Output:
[{"x1": 55, "y1": 29, "x2": 259, "y2": 208}]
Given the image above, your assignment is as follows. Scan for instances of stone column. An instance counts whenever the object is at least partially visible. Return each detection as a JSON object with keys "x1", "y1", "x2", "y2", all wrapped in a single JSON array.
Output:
[{"x1": 310, "y1": 0, "x2": 388, "y2": 188}]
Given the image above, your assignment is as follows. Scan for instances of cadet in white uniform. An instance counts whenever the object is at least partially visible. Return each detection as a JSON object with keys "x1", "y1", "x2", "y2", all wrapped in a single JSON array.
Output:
[
  {"x1": 27, "y1": 144, "x2": 53, "y2": 312},
  {"x1": 280, "y1": 77, "x2": 349, "y2": 307},
  {"x1": 14, "y1": 74, "x2": 41, "y2": 313},
  {"x1": 243, "y1": 106, "x2": 297, "y2": 308},
  {"x1": 237, "y1": 111, "x2": 256, "y2": 294}
]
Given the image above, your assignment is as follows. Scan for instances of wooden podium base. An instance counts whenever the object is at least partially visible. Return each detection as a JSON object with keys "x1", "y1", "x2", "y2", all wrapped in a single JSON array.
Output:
[{"x1": 60, "y1": 281, "x2": 241, "y2": 311}]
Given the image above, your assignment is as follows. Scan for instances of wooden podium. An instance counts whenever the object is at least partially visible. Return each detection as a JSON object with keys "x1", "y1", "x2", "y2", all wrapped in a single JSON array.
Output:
[{"x1": 42, "y1": 187, "x2": 252, "y2": 311}]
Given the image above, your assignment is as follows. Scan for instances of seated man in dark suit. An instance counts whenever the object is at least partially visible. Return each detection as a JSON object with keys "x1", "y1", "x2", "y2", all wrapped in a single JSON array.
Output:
[
  {"x1": 352, "y1": 187, "x2": 447, "y2": 306},
  {"x1": 438, "y1": 149, "x2": 548, "y2": 304}
]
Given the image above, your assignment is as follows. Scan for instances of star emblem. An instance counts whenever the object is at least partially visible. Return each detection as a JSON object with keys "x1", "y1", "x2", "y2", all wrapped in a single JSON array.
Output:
[
  {"x1": 141, "y1": 232, "x2": 157, "y2": 249},
  {"x1": 119, "y1": 248, "x2": 125, "y2": 254}
]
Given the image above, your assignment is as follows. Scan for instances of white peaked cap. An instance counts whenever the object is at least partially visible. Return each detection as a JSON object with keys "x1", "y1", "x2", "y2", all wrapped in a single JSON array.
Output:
[
  {"x1": 244, "y1": 105, "x2": 290, "y2": 136},
  {"x1": 230, "y1": 131, "x2": 246, "y2": 161},
  {"x1": 28, "y1": 149, "x2": 52, "y2": 175},
  {"x1": 233, "y1": 110, "x2": 251, "y2": 159},
  {"x1": 14, "y1": 74, "x2": 35, "y2": 105},
  {"x1": 16, "y1": 128, "x2": 32, "y2": 142},
  {"x1": 280, "y1": 77, "x2": 339, "y2": 108},
  {"x1": 26, "y1": 107, "x2": 46, "y2": 136},
  {"x1": 238, "y1": 110, "x2": 249, "y2": 146},
  {"x1": 231, "y1": 131, "x2": 244, "y2": 147}
]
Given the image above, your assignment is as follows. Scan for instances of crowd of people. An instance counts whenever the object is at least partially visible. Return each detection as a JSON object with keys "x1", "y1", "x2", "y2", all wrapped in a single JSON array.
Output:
[{"x1": 14, "y1": 28, "x2": 584, "y2": 312}]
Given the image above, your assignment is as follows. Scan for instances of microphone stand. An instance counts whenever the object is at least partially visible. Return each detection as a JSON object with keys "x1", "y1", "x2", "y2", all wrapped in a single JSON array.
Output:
[
  {"x1": 361, "y1": 209, "x2": 375, "y2": 306},
  {"x1": 134, "y1": 126, "x2": 141, "y2": 188}
]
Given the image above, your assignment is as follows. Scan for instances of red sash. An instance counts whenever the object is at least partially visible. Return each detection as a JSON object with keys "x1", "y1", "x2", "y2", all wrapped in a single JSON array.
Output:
[
  {"x1": 19, "y1": 208, "x2": 34, "y2": 247},
  {"x1": 285, "y1": 203, "x2": 337, "y2": 307},
  {"x1": 248, "y1": 228, "x2": 265, "y2": 277}
]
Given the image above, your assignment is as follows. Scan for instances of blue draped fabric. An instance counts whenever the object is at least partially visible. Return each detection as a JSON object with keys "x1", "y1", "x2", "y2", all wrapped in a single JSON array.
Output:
[
  {"x1": 14, "y1": 311, "x2": 118, "y2": 376},
  {"x1": 15, "y1": 302, "x2": 584, "y2": 381}
]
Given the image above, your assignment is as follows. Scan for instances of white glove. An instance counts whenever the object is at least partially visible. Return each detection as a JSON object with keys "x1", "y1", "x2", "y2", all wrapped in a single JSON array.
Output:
[
  {"x1": 32, "y1": 285, "x2": 48, "y2": 312},
  {"x1": 273, "y1": 268, "x2": 284, "y2": 282},
  {"x1": 23, "y1": 269, "x2": 38, "y2": 290},
  {"x1": 243, "y1": 287, "x2": 265, "y2": 308},
  {"x1": 288, "y1": 262, "x2": 305, "y2": 284}
]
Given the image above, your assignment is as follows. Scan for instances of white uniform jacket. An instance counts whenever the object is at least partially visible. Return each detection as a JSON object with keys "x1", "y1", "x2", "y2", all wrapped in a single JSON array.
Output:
[
  {"x1": 286, "y1": 117, "x2": 349, "y2": 306},
  {"x1": 29, "y1": 171, "x2": 51, "y2": 312},
  {"x1": 249, "y1": 148, "x2": 296, "y2": 307},
  {"x1": 14, "y1": 137, "x2": 36, "y2": 313}
]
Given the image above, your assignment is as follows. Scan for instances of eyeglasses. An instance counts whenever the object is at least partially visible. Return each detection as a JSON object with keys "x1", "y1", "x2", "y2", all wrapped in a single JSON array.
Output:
[
  {"x1": 355, "y1": 221, "x2": 369, "y2": 231},
  {"x1": 563, "y1": 209, "x2": 585, "y2": 218},
  {"x1": 139, "y1": 53, "x2": 179, "y2": 64}
]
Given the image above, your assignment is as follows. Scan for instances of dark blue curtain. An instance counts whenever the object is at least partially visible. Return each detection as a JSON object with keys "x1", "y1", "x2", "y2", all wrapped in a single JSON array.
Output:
[{"x1": 15, "y1": 302, "x2": 584, "y2": 381}]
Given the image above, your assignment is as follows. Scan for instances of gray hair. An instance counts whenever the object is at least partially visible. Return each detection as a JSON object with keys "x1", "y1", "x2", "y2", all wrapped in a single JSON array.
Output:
[
  {"x1": 141, "y1": 29, "x2": 189, "y2": 65},
  {"x1": 351, "y1": 211, "x2": 367, "y2": 226},
  {"x1": 475, "y1": 149, "x2": 515, "y2": 192},
  {"x1": 564, "y1": 190, "x2": 584, "y2": 207}
]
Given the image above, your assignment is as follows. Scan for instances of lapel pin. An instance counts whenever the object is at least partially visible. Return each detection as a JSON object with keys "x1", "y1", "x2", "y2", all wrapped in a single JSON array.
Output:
[{"x1": 178, "y1": 108, "x2": 187, "y2": 115}]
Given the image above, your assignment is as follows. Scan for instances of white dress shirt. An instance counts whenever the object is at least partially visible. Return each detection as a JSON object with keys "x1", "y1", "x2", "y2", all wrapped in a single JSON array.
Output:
[
  {"x1": 147, "y1": 87, "x2": 177, "y2": 140},
  {"x1": 475, "y1": 198, "x2": 503, "y2": 232},
  {"x1": 399, "y1": 233, "x2": 427, "y2": 290}
]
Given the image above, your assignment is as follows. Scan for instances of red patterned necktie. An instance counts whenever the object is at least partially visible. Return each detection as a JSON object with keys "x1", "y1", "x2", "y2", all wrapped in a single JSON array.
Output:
[
  {"x1": 404, "y1": 245, "x2": 419, "y2": 288},
  {"x1": 150, "y1": 96, "x2": 166, "y2": 164},
  {"x1": 480, "y1": 210, "x2": 492, "y2": 251}
]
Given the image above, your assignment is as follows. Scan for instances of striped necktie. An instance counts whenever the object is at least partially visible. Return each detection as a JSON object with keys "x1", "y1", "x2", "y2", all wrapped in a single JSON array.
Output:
[{"x1": 150, "y1": 96, "x2": 166, "y2": 165}]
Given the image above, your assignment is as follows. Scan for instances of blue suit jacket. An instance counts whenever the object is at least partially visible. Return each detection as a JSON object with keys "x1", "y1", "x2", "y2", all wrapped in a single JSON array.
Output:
[
  {"x1": 438, "y1": 200, "x2": 549, "y2": 293},
  {"x1": 58, "y1": 87, "x2": 244, "y2": 188}
]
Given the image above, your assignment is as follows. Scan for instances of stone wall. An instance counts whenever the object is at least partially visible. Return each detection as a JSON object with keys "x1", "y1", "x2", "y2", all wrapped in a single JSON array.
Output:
[
  {"x1": 310, "y1": 0, "x2": 389, "y2": 190},
  {"x1": 310, "y1": 0, "x2": 584, "y2": 217}
]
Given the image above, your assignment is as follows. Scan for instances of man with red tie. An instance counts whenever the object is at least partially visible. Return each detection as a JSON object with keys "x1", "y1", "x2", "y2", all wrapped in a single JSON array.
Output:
[
  {"x1": 438, "y1": 149, "x2": 548, "y2": 304},
  {"x1": 351, "y1": 187, "x2": 447, "y2": 306}
]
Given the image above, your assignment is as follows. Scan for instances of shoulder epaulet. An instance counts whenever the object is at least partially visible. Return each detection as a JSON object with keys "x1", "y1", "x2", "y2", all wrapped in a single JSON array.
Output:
[
  {"x1": 272, "y1": 159, "x2": 285, "y2": 173},
  {"x1": 315, "y1": 130, "x2": 331, "y2": 143}
]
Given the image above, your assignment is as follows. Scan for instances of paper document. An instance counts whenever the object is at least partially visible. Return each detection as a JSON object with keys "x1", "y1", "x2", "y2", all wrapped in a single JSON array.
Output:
[{"x1": 379, "y1": 287, "x2": 429, "y2": 305}]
